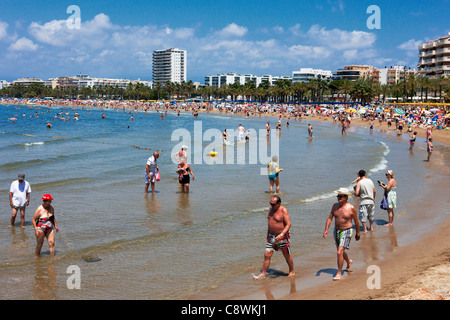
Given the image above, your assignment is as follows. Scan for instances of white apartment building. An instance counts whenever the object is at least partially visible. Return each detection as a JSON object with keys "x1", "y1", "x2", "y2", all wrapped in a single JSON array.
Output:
[
  {"x1": 417, "y1": 32, "x2": 450, "y2": 78},
  {"x1": 292, "y1": 68, "x2": 333, "y2": 83},
  {"x1": 0, "y1": 80, "x2": 9, "y2": 89},
  {"x1": 205, "y1": 72, "x2": 292, "y2": 87},
  {"x1": 152, "y1": 48, "x2": 187, "y2": 84},
  {"x1": 378, "y1": 66, "x2": 416, "y2": 85},
  {"x1": 75, "y1": 75, "x2": 152, "y2": 89},
  {"x1": 11, "y1": 77, "x2": 45, "y2": 86}
]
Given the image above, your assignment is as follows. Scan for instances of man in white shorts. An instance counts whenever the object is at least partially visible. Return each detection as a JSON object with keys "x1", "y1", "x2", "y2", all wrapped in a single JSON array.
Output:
[
  {"x1": 9, "y1": 173, "x2": 31, "y2": 227},
  {"x1": 354, "y1": 170, "x2": 376, "y2": 232},
  {"x1": 145, "y1": 151, "x2": 160, "y2": 194}
]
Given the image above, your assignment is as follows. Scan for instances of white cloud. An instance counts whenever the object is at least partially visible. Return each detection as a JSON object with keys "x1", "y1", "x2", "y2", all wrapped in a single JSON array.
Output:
[
  {"x1": 307, "y1": 25, "x2": 376, "y2": 50},
  {"x1": 8, "y1": 37, "x2": 38, "y2": 51},
  {"x1": 28, "y1": 13, "x2": 114, "y2": 47},
  {"x1": 288, "y1": 45, "x2": 331, "y2": 59},
  {"x1": 398, "y1": 39, "x2": 422, "y2": 51},
  {"x1": 219, "y1": 23, "x2": 248, "y2": 37},
  {"x1": 1, "y1": 11, "x2": 400, "y2": 81},
  {"x1": 0, "y1": 20, "x2": 8, "y2": 40}
]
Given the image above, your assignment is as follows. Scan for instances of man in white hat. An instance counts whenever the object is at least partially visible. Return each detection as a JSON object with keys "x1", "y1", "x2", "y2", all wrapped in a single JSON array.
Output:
[
  {"x1": 9, "y1": 173, "x2": 31, "y2": 227},
  {"x1": 323, "y1": 187, "x2": 360, "y2": 280}
]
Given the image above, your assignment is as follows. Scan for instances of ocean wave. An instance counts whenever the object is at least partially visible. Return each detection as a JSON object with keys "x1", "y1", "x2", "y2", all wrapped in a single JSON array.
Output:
[
  {"x1": 23, "y1": 141, "x2": 44, "y2": 146},
  {"x1": 369, "y1": 141, "x2": 390, "y2": 173},
  {"x1": 0, "y1": 155, "x2": 70, "y2": 171}
]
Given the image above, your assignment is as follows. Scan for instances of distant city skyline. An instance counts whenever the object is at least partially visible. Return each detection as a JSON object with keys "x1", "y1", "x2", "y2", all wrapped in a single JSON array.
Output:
[{"x1": 0, "y1": 0, "x2": 449, "y2": 82}]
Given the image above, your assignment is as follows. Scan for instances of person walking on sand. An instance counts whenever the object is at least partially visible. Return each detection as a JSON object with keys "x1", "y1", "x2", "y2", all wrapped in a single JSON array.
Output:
[
  {"x1": 354, "y1": 170, "x2": 376, "y2": 233},
  {"x1": 378, "y1": 170, "x2": 397, "y2": 226},
  {"x1": 253, "y1": 196, "x2": 294, "y2": 279},
  {"x1": 145, "y1": 151, "x2": 160, "y2": 194},
  {"x1": 323, "y1": 188, "x2": 360, "y2": 281},
  {"x1": 9, "y1": 173, "x2": 31, "y2": 228},
  {"x1": 32, "y1": 194, "x2": 60, "y2": 257}
]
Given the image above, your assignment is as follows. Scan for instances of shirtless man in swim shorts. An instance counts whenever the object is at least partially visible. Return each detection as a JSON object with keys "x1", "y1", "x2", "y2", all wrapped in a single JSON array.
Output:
[
  {"x1": 253, "y1": 196, "x2": 294, "y2": 279},
  {"x1": 323, "y1": 188, "x2": 360, "y2": 280}
]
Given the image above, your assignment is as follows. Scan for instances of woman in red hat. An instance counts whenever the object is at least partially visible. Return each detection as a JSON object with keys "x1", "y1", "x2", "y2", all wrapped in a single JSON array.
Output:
[{"x1": 32, "y1": 194, "x2": 60, "y2": 257}]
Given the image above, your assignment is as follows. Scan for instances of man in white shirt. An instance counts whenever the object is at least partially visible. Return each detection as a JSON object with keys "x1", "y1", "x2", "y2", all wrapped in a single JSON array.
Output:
[
  {"x1": 9, "y1": 173, "x2": 31, "y2": 227},
  {"x1": 145, "y1": 151, "x2": 160, "y2": 194},
  {"x1": 354, "y1": 170, "x2": 376, "y2": 232}
]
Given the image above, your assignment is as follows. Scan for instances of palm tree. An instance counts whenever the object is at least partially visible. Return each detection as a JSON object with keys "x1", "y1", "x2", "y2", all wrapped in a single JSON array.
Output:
[
  {"x1": 165, "y1": 81, "x2": 175, "y2": 100},
  {"x1": 154, "y1": 82, "x2": 162, "y2": 100},
  {"x1": 339, "y1": 79, "x2": 353, "y2": 102},
  {"x1": 416, "y1": 76, "x2": 430, "y2": 102}
]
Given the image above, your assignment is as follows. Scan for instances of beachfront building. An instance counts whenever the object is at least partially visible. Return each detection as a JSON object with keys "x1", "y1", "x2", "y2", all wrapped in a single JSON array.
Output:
[
  {"x1": 0, "y1": 80, "x2": 9, "y2": 89},
  {"x1": 205, "y1": 72, "x2": 292, "y2": 87},
  {"x1": 11, "y1": 78, "x2": 45, "y2": 87},
  {"x1": 75, "y1": 74, "x2": 152, "y2": 89},
  {"x1": 333, "y1": 65, "x2": 375, "y2": 81},
  {"x1": 204, "y1": 73, "x2": 258, "y2": 87},
  {"x1": 417, "y1": 32, "x2": 450, "y2": 78},
  {"x1": 291, "y1": 68, "x2": 333, "y2": 83},
  {"x1": 378, "y1": 66, "x2": 417, "y2": 85},
  {"x1": 152, "y1": 48, "x2": 187, "y2": 85}
]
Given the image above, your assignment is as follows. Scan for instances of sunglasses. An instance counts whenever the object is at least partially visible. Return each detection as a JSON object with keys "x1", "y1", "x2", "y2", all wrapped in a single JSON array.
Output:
[
  {"x1": 269, "y1": 202, "x2": 280, "y2": 206},
  {"x1": 336, "y1": 195, "x2": 347, "y2": 199}
]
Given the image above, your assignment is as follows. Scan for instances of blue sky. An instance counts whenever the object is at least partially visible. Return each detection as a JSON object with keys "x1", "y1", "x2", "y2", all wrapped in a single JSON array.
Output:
[{"x1": 0, "y1": 0, "x2": 448, "y2": 83}]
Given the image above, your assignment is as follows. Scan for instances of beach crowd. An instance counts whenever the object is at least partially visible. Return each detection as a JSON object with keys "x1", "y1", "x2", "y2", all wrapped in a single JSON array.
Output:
[{"x1": 3, "y1": 96, "x2": 449, "y2": 282}]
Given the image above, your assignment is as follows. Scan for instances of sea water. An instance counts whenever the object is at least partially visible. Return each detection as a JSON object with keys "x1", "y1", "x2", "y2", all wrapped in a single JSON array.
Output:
[{"x1": 0, "y1": 103, "x2": 447, "y2": 299}]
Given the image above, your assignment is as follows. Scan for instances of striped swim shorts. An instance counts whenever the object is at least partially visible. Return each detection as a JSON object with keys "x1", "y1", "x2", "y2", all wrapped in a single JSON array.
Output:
[
  {"x1": 266, "y1": 232, "x2": 290, "y2": 254},
  {"x1": 334, "y1": 228, "x2": 353, "y2": 249}
]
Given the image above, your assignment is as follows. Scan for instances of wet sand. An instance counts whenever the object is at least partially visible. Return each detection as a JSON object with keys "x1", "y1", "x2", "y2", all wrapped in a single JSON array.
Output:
[{"x1": 278, "y1": 115, "x2": 450, "y2": 300}]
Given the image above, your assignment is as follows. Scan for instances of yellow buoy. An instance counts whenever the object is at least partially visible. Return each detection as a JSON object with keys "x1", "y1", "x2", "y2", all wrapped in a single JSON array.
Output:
[{"x1": 210, "y1": 151, "x2": 218, "y2": 157}]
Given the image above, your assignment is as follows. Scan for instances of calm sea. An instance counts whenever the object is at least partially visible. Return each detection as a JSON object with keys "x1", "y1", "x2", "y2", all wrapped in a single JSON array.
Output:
[{"x1": 0, "y1": 103, "x2": 447, "y2": 299}]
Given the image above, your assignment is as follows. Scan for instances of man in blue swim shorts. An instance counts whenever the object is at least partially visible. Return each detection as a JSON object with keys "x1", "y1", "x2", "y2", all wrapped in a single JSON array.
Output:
[{"x1": 323, "y1": 188, "x2": 360, "y2": 281}]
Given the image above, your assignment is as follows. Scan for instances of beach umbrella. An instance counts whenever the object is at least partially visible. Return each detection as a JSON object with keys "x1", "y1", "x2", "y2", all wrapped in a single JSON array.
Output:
[
  {"x1": 394, "y1": 108, "x2": 405, "y2": 115},
  {"x1": 358, "y1": 108, "x2": 366, "y2": 114},
  {"x1": 346, "y1": 108, "x2": 357, "y2": 113}
]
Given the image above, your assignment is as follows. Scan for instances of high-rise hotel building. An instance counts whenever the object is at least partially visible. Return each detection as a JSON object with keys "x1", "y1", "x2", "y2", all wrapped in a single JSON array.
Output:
[
  {"x1": 152, "y1": 48, "x2": 187, "y2": 84},
  {"x1": 417, "y1": 32, "x2": 450, "y2": 78}
]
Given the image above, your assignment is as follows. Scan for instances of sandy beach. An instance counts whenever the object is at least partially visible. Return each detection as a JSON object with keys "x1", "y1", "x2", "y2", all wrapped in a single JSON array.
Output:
[
  {"x1": 1, "y1": 100, "x2": 449, "y2": 300},
  {"x1": 278, "y1": 115, "x2": 450, "y2": 300}
]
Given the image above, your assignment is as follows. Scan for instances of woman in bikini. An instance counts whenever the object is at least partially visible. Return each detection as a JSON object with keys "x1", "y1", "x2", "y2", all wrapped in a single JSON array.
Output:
[
  {"x1": 177, "y1": 161, "x2": 195, "y2": 194},
  {"x1": 32, "y1": 194, "x2": 60, "y2": 257}
]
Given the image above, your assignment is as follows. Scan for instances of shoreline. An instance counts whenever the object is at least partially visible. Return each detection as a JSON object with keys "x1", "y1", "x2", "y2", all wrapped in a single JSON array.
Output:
[
  {"x1": 2, "y1": 101, "x2": 450, "y2": 300},
  {"x1": 250, "y1": 114, "x2": 450, "y2": 300}
]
